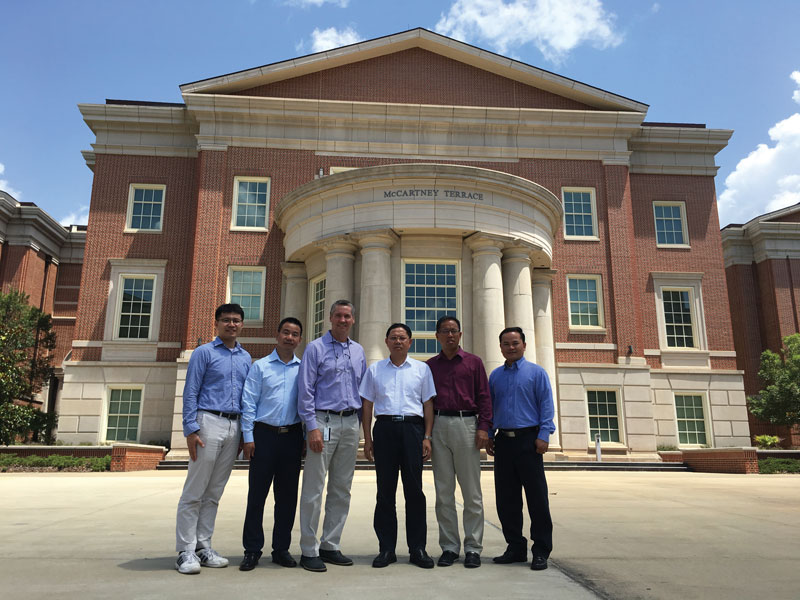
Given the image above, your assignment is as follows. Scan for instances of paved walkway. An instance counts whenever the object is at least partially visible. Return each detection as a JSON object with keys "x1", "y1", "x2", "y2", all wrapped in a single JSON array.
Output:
[{"x1": 1, "y1": 470, "x2": 798, "y2": 599}]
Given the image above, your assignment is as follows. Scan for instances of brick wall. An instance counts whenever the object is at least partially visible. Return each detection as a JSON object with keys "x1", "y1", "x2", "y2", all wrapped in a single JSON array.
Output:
[
  {"x1": 658, "y1": 448, "x2": 759, "y2": 474},
  {"x1": 110, "y1": 444, "x2": 167, "y2": 471}
]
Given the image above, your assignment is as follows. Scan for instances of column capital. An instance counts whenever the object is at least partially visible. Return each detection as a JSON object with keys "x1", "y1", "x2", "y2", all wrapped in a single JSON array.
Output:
[
  {"x1": 315, "y1": 235, "x2": 358, "y2": 258},
  {"x1": 281, "y1": 261, "x2": 307, "y2": 280},
  {"x1": 355, "y1": 229, "x2": 399, "y2": 254},
  {"x1": 532, "y1": 268, "x2": 557, "y2": 284},
  {"x1": 466, "y1": 233, "x2": 506, "y2": 255},
  {"x1": 502, "y1": 245, "x2": 534, "y2": 264}
]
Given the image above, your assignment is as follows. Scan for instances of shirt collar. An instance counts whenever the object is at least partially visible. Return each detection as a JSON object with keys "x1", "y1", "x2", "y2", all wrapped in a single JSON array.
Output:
[
  {"x1": 435, "y1": 347, "x2": 465, "y2": 362},
  {"x1": 212, "y1": 336, "x2": 242, "y2": 352},
  {"x1": 322, "y1": 330, "x2": 351, "y2": 345},
  {"x1": 385, "y1": 356, "x2": 410, "y2": 369},
  {"x1": 267, "y1": 348, "x2": 300, "y2": 365},
  {"x1": 503, "y1": 356, "x2": 527, "y2": 370}
]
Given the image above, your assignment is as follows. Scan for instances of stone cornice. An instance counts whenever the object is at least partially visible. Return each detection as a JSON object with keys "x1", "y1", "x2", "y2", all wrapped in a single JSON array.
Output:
[
  {"x1": 722, "y1": 221, "x2": 800, "y2": 265},
  {"x1": 0, "y1": 193, "x2": 83, "y2": 260},
  {"x1": 629, "y1": 126, "x2": 732, "y2": 176}
]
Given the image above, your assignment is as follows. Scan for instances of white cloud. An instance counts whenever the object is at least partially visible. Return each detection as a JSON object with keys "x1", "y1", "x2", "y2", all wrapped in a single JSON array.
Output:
[
  {"x1": 59, "y1": 205, "x2": 90, "y2": 227},
  {"x1": 435, "y1": 0, "x2": 622, "y2": 64},
  {"x1": 718, "y1": 72, "x2": 800, "y2": 226},
  {"x1": 309, "y1": 26, "x2": 363, "y2": 53},
  {"x1": 286, "y1": 0, "x2": 349, "y2": 8},
  {"x1": 0, "y1": 163, "x2": 23, "y2": 199}
]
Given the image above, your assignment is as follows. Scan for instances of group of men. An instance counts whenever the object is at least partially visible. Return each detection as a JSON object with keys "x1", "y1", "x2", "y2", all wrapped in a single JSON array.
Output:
[{"x1": 174, "y1": 300, "x2": 555, "y2": 576}]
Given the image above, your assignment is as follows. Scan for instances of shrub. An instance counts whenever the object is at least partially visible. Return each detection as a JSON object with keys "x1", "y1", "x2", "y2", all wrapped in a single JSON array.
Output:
[
  {"x1": 0, "y1": 453, "x2": 111, "y2": 472},
  {"x1": 754, "y1": 434, "x2": 782, "y2": 449},
  {"x1": 758, "y1": 458, "x2": 800, "y2": 474}
]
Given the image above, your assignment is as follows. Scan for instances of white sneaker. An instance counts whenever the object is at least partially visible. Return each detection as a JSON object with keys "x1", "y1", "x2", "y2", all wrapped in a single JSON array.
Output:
[
  {"x1": 176, "y1": 551, "x2": 201, "y2": 574},
  {"x1": 197, "y1": 547, "x2": 229, "y2": 568}
]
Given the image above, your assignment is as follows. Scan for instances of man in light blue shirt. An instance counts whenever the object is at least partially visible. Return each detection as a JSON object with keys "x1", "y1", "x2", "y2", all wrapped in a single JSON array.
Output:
[
  {"x1": 488, "y1": 326, "x2": 555, "y2": 572},
  {"x1": 176, "y1": 304, "x2": 251, "y2": 575},
  {"x1": 239, "y1": 317, "x2": 304, "y2": 572},
  {"x1": 360, "y1": 323, "x2": 436, "y2": 570}
]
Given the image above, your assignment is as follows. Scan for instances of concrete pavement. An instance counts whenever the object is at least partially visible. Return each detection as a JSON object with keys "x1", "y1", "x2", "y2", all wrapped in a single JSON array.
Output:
[{"x1": 1, "y1": 470, "x2": 798, "y2": 599}]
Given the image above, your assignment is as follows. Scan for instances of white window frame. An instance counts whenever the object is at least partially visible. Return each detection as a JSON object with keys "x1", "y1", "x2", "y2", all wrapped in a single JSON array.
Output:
[
  {"x1": 227, "y1": 266, "x2": 266, "y2": 326},
  {"x1": 566, "y1": 274, "x2": 605, "y2": 332},
  {"x1": 102, "y1": 385, "x2": 144, "y2": 444},
  {"x1": 105, "y1": 259, "x2": 167, "y2": 343},
  {"x1": 308, "y1": 274, "x2": 327, "y2": 341},
  {"x1": 231, "y1": 176, "x2": 270, "y2": 231},
  {"x1": 402, "y1": 259, "x2": 461, "y2": 359},
  {"x1": 585, "y1": 388, "x2": 626, "y2": 447},
  {"x1": 673, "y1": 392, "x2": 713, "y2": 448},
  {"x1": 125, "y1": 184, "x2": 165, "y2": 233},
  {"x1": 653, "y1": 201, "x2": 690, "y2": 248},
  {"x1": 652, "y1": 273, "x2": 707, "y2": 351},
  {"x1": 562, "y1": 187, "x2": 599, "y2": 241}
]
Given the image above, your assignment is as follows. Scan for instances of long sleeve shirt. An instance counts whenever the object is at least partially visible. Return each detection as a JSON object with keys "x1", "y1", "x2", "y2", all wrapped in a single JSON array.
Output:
[
  {"x1": 182, "y1": 337, "x2": 252, "y2": 437},
  {"x1": 489, "y1": 357, "x2": 556, "y2": 443},
  {"x1": 240, "y1": 349, "x2": 301, "y2": 443},
  {"x1": 426, "y1": 348, "x2": 492, "y2": 431},
  {"x1": 297, "y1": 331, "x2": 367, "y2": 432}
]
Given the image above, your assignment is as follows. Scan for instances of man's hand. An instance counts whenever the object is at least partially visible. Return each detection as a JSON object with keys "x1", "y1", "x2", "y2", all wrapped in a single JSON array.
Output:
[
  {"x1": 474, "y1": 429, "x2": 490, "y2": 450},
  {"x1": 308, "y1": 428, "x2": 324, "y2": 453},
  {"x1": 486, "y1": 438, "x2": 495, "y2": 457},
  {"x1": 535, "y1": 438, "x2": 549, "y2": 454},
  {"x1": 422, "y1": 439, "x2": 432, "y2": 461},
  {"x1": 242, "y1": 441, "x2": 255, "y2": 460},
  {"x1": 363, "y1": 438, "x2": 374, "y2": 462},
  {"x1": 186, "y1": 432, "x2": 205, "y2": 461}
]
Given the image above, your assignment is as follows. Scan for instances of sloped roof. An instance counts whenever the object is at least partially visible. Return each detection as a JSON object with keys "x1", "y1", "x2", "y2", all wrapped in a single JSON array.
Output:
[{"x1": 723, "y1": 202, "x2": 800, "y2": 230}]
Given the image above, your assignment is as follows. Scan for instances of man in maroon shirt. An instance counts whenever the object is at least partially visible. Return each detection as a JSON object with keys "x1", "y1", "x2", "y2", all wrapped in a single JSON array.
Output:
[{"x1": 426, "y1": 316, "x2": 492, "y2": 569}]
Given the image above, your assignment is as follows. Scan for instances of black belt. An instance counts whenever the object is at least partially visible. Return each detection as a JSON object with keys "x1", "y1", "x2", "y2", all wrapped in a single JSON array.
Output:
[
  {"x1": 255, "y1": 421, "x2": 301, "y2": 434},
  {"x1": 376, "y1": 415, "x2": 424, "y2": 424},
  {"x1": 202, "y1": 409, "x2": 240, "y2": 420},
  {"x1": 497, "y1": 426, "x2": 539, "y2": 438},
  {"x1": 319, "y1": 408, "x2": 357, "y2": 417},
  {"x1": 435, "y1": 410, "x2": 476, "y2": 417}
]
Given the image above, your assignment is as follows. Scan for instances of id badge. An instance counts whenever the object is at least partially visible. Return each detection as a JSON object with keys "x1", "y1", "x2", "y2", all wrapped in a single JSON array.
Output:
[{"x1": 323, "y1": 426, "x2": 331, "y2": 442}]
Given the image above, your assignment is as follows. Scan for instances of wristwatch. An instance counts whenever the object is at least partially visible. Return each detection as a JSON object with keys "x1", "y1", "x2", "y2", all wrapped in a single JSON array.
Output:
[{"x1": 423, "y1": 435, "x2": 433, "y2": 440}]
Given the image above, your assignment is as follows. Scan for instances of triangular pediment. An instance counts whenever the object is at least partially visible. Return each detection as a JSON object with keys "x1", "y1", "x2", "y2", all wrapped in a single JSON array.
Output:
[
  {"x1": 180, "y1": 28, "x2": 647, "y2": 112},
  {"x1": 761, "y1": 203, "x2": 800, "y2": 224}
]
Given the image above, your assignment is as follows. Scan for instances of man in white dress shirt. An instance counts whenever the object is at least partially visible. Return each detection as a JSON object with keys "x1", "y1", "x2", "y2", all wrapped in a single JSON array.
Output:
[{"x1": 359, "y1": 323, "x2": 436, "y2": 570}]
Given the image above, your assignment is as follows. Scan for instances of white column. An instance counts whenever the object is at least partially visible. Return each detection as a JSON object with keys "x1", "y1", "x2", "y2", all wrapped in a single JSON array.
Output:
[
  {"x1": 358, "y1": 231, "x2": 397, "y2": 365},
  {"x1": 467, "y1": 235, "x2": 506, "y2": 373},
  {"x1": 281, "y1": 261, "x2": 308, "y2": 353},
  {"x1": 320, "y1": 237, "x2": 357, "y2": 314},
  {"x1": 502, "y1": 246, "x2": 537, "y2": 363},
  {"x1": 533, "y1": 269, "x2": 560, "y2": 449}
]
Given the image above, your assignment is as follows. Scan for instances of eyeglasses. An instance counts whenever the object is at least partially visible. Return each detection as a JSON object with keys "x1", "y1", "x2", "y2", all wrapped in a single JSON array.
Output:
[
  {"x1": 437, "y1": 329, "x2": 461, "y2": 335},
  {"x1": 219, "y1": 318, "x2": 243, "y2": 324}
]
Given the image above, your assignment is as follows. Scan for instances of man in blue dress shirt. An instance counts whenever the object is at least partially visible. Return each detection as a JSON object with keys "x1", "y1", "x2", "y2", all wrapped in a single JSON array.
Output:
[
  {"x1": 360, "y1": 323, "x2": 437, "y2": 569},
  {"x1": 487, "y1": 326, "x2": 556, "y2": 572},
  {"x1": 238, "y1": 317, "x2": 304, "y2": 572},
  {"x1": 296, "y1": 299, "x2": 367, "y2": 572},
  {"x1": 176, "y1": 304, "x2": 252, "y2": 574}
]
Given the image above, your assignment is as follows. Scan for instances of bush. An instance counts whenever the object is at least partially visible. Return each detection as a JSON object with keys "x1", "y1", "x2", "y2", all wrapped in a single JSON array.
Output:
[
  {"x1": 0, "y1": 453, "x2": 111, "y2": 472},
  {"x1": 754, "y1": 434, "x2": 782, "y2": 449},
  {"x1": 758, "y1": 458, "x2": 800, "y2": 474}
]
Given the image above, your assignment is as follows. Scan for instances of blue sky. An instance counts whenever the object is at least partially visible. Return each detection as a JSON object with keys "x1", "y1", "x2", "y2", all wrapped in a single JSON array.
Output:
[{"x1": 2, "y1": 0, "x2": 799, "y2": 228}]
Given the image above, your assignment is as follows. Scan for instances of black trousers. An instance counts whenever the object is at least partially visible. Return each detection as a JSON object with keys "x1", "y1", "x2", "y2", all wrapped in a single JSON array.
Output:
[
  {"x1": 493, "y1": 430, "x2": 553, "y2": 558},
  {"x1": 373, "y1": 419, "x2": 427, "y2": 552},
  {"x1": 242, "y1": 423, "x2": 303, "y2": 553}
]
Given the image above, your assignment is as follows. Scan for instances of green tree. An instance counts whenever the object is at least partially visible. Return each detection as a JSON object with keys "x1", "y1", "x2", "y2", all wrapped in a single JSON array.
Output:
[{"x1": 748, "y1": 333, "x2": 800, "y2": 427}]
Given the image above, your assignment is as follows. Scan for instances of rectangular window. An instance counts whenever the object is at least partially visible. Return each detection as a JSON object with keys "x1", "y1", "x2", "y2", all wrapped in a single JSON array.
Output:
[
  {"x1": 118, "y1": 276, "x2": 154, "y2": 339},
  {"x1": 310, "y1": 276, "x2": 326, "y2": 340},
  {"x1": 654, "y1": 202, "x2": 688, "y2": 246},
  {"x1": 228, "y1": 267, "x2": 265, "y2": 323},
  {"x1": 562, "y1": 188, "x2": 597, "y2": 239},
  {"x1": 662, "y1": 289, "x2": 695, "y2": 348},
  {"x1": 126, "y1": 184, "x2": 165, "y2": 232},
  {"x1": 403, "y1": 261, "x2": 459, "y2": 356},
  {"x1": 675, "y1": 394, "x2": 707, "y2": 445},
  {"x1": 567, "y1": 275, "x2": 603, "y2": 329},
  {"x1": 587, "y1": 390, "x2": 621, "y2": 443},
  {"x1": 106, "y1": 388, "x2": 142, "y2": 442},
  {"x1": 232, "y1": 177, "x2": 270, "y2": 229}
]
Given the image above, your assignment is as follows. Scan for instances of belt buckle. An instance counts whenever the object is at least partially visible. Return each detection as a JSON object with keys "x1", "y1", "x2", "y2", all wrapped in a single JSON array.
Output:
[
  {"x1": 278, "y1": 426, "x2": 289, "y2": 433},
  {"x1": 391, "y1": 416, "x2": 404, "y2": 422},
  {"x1": 505, "y1": 430, "x2": 516, "y2": 438}
]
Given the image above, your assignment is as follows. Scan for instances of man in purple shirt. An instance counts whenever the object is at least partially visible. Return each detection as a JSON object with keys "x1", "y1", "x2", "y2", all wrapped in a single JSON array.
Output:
[
  {"x1": 175, "y1": 303, "x2": 252, "y2": 575},
  {"x1": 426, "y1": 316, "x2": 492, "y2": 569},
  {"x1": 296, "y1": 299, "x2": 367, "y2": 573}
]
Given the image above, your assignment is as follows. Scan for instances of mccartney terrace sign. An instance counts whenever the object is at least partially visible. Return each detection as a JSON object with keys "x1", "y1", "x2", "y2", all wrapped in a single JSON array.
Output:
[{"x1": 383, "y1": 188, "x2": 485, "y2": 201}]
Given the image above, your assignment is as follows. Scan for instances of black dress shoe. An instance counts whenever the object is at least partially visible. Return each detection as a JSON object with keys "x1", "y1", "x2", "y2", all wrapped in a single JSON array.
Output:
[
  {"x1": 299, "y1": 555, "x2": 327, "y2": 572},
  {"x1": 464, "y1": 552, "x2": 481, "y2": 568},
  {"x1": 271, "y1": 550, "x2": 297, "y2": 568},
  {"x1": 409, "y1": 549, "x2": 435, "y2": 569},
  {"x1": 531, "y1": 556, "x2": 548, "y2": 571},
  {"x1": 372, "y1": 550, "x2": 397, "y2": 568},
  {"x1": 492, "y1": 548, "x2": 527, "y2": 564},
  {"x1": 239, "y1": 551, "x2": 261, "y2": 571},
  {"x1": 318, "y1": 549, "x2": 353, "y2": 566},
  {"x1": 437, "y1": 550, "x2": 459, "y2": 567}
]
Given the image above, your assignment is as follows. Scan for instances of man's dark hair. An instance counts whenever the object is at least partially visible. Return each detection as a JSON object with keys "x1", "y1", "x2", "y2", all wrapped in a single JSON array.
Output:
[
  {"x1": 386, "y1": 323, "x2": 412, "y2": 339},
  {"x1": 435, "y1": 315, "x2": 461, "y2": 332},
  {"x1": 330, "y1": 299, "x2": 355, "y2": 317},
  {"x1": 499, "y1": 326, "x2": 525, "y2": 343},
  {"x1": 278, "y1": 317, "x2": 303, "y2": 335},
  {"x1": 215, "y1": 303, "x2": 244, "y2": 321}
]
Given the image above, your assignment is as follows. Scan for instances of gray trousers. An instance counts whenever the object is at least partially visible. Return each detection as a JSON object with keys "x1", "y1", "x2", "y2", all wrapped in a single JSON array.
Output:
[
  {"x1": 431, "y1": 415, "x2": 484, "y2": 555},
  {"x1": 299, "y1": 411, "x2": 360, "y2": 557},
  {"x1": 175, "y1": 411, "x2": 240, "y2": 553}
]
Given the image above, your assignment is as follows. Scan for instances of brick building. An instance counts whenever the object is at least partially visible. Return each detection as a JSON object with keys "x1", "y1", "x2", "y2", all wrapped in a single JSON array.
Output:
[
  {"x1": 722, "y1": 203, "x2": 800, "y2": 447},
  {"x1": 57, "y1": 28, "x2": 750, "y2": 457}
]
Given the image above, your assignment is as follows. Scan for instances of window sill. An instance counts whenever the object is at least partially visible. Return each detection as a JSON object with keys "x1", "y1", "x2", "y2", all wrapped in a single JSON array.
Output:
[
  {"x1": 568, "y1": 327, "x2": 607, "y2": 335},
  {"x1": 656, "y1": 244, "x2": 691, "y2": 250},
  {"x1": 230, "y1": 226, "x2": 270, "y2": 232},
  {"x1": 564, "y1": 236, "x2": 600, "y2": 242},
  {"x1": 123, "y1": 228, "x2": 162, "y2": 234}
]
